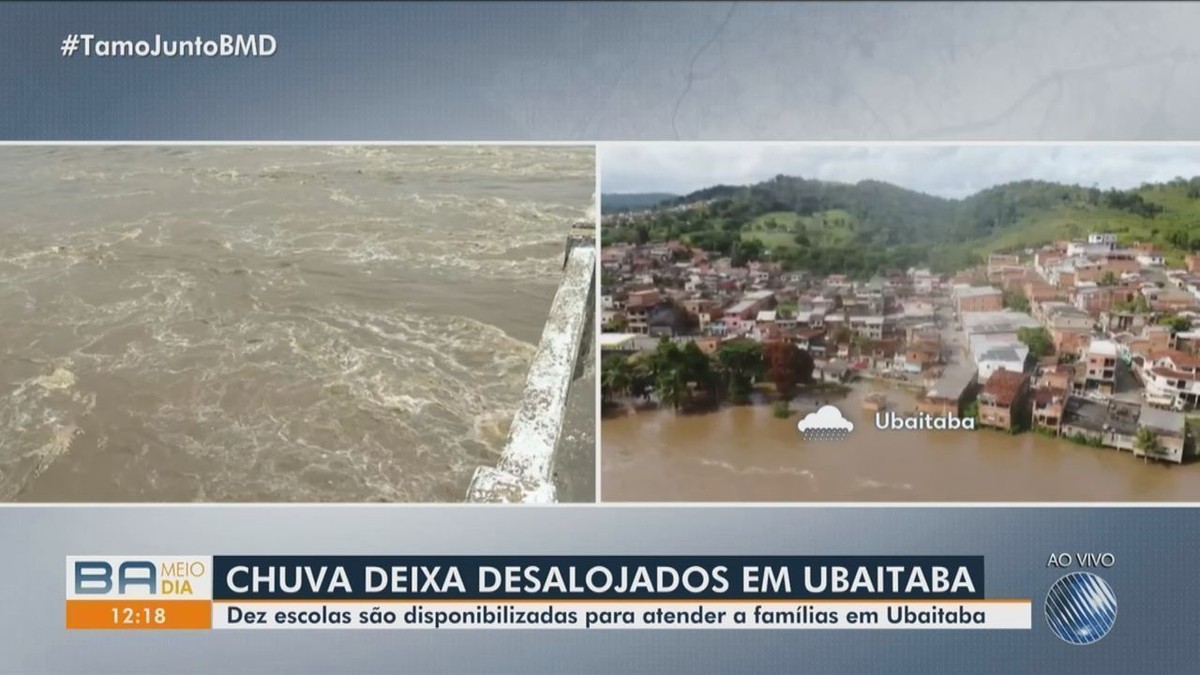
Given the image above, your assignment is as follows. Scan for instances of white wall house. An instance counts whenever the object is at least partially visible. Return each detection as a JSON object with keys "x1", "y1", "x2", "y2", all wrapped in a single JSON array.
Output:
[{"x1": 1141, "y1": 351, "x2": 1200, "y2": 410}]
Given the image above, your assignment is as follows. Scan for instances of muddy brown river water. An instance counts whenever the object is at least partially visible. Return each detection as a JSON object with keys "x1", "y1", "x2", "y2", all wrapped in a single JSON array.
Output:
[
  {"x1": 0, "y1": 145, "x2": 596, "y2": 502},
  {"x1": 602, "y1": 382, "x2": 1200, "y2": 502}
]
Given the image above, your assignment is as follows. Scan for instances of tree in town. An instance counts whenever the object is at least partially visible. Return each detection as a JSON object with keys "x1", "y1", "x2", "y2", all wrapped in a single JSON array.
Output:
[
  {"x1": 1135, "y1": 427, "x2": 1163, "y2": 462},
  {"x1": 1163, "y1": 315, "x2": 1193, "y2": 334},
  {"x1": 850, "y1": 333, "x2": 872, "y2": 353},
  {"x1": 654, "y1": 365, "x2": 688, "y2": 412},
  {"x1": 600, "y1": 355, "x2": 633, "y2": 404},
  {"x1": 715, "y1": 339, "x2": 764, "y2": 404},
  {"x1": 634, "y1": 224, "x2": 650, "y2": 245},
  {"x1": 1017, "y1": 326, "x2": 1055, "y2": 359},
  {"x1": 644, "y1": 338, "x2": 719, "y2": 411},
  {"x1": 628, "y1": 357, "x2": 654, "y2": 400},
  {"x1": 648, "y1": 340, "x2": 689, "y2": 411},
  {"x1": 763, "y1": 341, "x2": 816, "y2": 400},
  {"x1": 1003, "y1": 289, "x2": 1030, "y2": 312}
]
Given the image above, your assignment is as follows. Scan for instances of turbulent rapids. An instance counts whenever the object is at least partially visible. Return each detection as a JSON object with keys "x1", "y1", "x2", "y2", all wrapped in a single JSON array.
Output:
[{"x1": 0, "y1": 145, "x2": 595, "y2": 502}]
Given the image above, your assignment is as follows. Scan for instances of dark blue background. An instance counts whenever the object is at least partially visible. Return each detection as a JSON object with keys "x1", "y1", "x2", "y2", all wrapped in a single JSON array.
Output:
[{"x1": 210, "y1": 555, "x2": 986, "y2": 599}]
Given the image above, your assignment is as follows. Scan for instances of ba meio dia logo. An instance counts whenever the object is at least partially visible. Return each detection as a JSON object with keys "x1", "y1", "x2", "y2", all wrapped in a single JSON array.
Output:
[{"x1": 1045, "y1": 572, "x2": 1117, "y2": 645}]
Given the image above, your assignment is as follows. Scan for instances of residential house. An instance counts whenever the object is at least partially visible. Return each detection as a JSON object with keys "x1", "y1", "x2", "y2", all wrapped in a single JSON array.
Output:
[
  {"x1": 847, "y1": 314, "x2": 889, "y2": 340},
  {"x1": 722, "y1": 290, "x2": 775, "y2": 335},
  {"x1": 987, "y1": 254, "x2": 1021, "y2": 281},
  {"x1": 1141, "y1": 350, "x2": 1200, "y2": 410},
  {"x1": 902, "y1": 341, "x2": 941, "y2": 374},
  {"x1": 1174, "y1": 330, "x2": 1200, "y2": 355},
  {"x1": 1060, "y1": 397, "x2": 1140, "y2": 451},
  {"x1": 1041, "y1": 301, "x2": 1093, "y2": 356},
  {"x1": 1098, "y1": 251, "x2": 1140, "y2": 277},
  {"x1": 753, "y1": 310, "x2": 781, "y2": 341},
  {"x1": 1145, "y1": 325, "x2": 1174, "y2": 353},
  {"x1": 916, "y1": 362, "x2": 977, "y2": 416},
  {"x1": 910, "y1": 268, "x2": 940, "y2": 294},
  {"x1": 978, "y1": 369, "x2": 1030, "y2": 431},
  {"x1": 794, "y1": 329, "x2": 827, "y2": 356},
  {"x1": 1077, "y1": 284, "x2": 1141, "y2": 317},
  {"x1": 1136, "y1": 405, "x2": 1188, "y2": 463},
  {"x1": 1136, "y1": 250, "x2": 1165, "y2": 267},
  {"x1": 1083, "y1": 340, "x2": 1120, "y2": 395},
  {"x1": 975, "y1": 343, "x2": 1030, "y2": 381},
  {"x1": 624, "y1": 289, "x2": 662, "y2": 334},
  {"x1": 1031, "y1": 384, "x2": 1068, "y2": 434},
  {"x1": 954, "y1": 286, "x2": 1004, "y2": 313},
  {"x1": 1100, "y1": 310, "x2": 1153, "y2": 335}
]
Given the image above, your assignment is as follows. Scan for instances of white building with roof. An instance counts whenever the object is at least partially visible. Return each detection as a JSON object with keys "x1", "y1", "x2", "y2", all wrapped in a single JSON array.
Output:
[{"x1": 976, "y1": 344, "x2": 1030, "y2": 381}]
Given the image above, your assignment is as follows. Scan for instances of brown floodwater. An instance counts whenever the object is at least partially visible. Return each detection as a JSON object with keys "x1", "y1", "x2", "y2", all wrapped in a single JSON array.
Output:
[
  {"x1": 602, "y1": 382, "x2": 1200, "y2": 502},
  {"x1": 0, "y1": 145, "x2": 596, "y2": 503}
]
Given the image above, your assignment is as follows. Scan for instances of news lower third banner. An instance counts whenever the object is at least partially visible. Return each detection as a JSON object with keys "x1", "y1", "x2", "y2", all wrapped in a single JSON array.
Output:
[{"x1": 65, "y1": 556, "x2": 1030, "y2": 631}]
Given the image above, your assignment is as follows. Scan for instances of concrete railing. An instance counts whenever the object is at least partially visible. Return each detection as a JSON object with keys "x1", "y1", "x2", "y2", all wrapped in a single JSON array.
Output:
[{"x1": 465, "y1": 224, "x2": 596, "y2": 503}]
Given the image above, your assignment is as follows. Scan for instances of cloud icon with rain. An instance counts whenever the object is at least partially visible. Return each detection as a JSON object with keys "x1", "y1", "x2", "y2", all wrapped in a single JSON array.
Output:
[{"x1": 797, "y1": 405, "x2": 854, "y2": 441}]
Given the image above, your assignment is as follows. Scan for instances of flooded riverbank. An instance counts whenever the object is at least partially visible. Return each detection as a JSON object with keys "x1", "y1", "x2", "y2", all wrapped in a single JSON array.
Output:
[{"x1": 602, "y1": 381, "x2": 1200, "y2": 502}]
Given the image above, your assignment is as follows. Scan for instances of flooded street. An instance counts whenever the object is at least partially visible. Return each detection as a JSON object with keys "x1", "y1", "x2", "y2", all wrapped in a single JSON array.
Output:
[
  {"x1": 602, "y1": 382, "x2": 1200, "y2": 502},
  {"x1": 0, "y1": 145, "x2": 595, "y2": 502}
]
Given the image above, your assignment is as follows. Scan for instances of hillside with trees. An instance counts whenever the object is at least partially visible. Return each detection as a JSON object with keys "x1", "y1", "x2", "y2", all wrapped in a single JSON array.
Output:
[
  {"x1": 603, "y1": 175, "x2": 1200, "y2": 277},
  {"x1": 600, "y1": 192, "x2": 679, "y2": 214}
]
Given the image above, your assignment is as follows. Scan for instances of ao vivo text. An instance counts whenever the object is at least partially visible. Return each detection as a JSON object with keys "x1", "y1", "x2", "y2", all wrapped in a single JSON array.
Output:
[{"x1": 1046, "y1": 553, "x2": 1116, "y2": 569}]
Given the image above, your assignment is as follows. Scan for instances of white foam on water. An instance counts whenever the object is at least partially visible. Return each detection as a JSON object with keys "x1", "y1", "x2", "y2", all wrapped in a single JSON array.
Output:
[
  {"x1": 695, "y1": 458, "x2": 816, "y2": 480},
  {"x1": 856, "y1": 477, "x2": 915, "y2": 491},
  {"x1": 32, "y1": 368, "x2": 75, "y2": 391}
]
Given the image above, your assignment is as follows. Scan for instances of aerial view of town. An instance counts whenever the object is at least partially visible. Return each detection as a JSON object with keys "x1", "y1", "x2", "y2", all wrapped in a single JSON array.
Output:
[{"x1": 599, "y1": 144, "x2": 1200, "y2": 502}]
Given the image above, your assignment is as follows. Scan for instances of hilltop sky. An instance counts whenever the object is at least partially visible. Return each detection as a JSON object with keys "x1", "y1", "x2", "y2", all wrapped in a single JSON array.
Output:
[{"x1": 600, "y1": 144, "x2": 1200, "y2": 199}]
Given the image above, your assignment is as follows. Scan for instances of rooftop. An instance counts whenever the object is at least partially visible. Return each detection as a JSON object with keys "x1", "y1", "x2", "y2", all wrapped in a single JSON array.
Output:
[
  {"x1": 1139, "y1": 405, "x2": 1186, "y2": 435},
  {"x1": 926, "y1": 361, "x2": 976, "y2": 399},
  {"x1": 981, "y1": 369, "x2": 1026, "y2": 406},
  {"x1": 1151, "y1": 349, "x2": 1200, "y2": 370},
  {"x1": 961, "y1": 311, "x2": 1041, "y2": 334},
  {"x1": 1062, "y1": 397, "x2": 1140, "y2": 435},
  {"x1": 955, "y1": 286, "x2": 1002, "y2": 299},
  {"x1": 977, "y1": 345, "x2": 1028, "y2": 364}
]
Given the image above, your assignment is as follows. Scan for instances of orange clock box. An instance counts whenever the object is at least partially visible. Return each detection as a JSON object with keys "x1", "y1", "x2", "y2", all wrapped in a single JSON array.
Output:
[{"x1": 66, "y1": 599, "x2": 212, "y2": 630}]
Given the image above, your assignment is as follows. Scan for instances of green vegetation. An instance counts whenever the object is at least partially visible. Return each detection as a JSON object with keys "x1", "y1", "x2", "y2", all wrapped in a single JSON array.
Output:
[
  {"x1": 604, "y1": 175, "x2": 1200, "y2": 277},
  {"x1": 1135, "y1": 427, "x2": 1164, "y2": 462},
  {"x1": 1033, "y1": 424, "x2": 1058, "y2": 438},
  {"x1": 1003, "y1": 289, "x2": 1030, "y2": 312},
  {"x1": 1163, "y1": 316, "x2": 1194, "y2": 334},
  {"x1": 763, "y1": 340, "x2": 816, "y2": 400},
  {"x1": 602, "y1": 338, "x2": 817, "y2": 412},
  {"x1": 1068, "y1": 431, "x2": 1106, "y2": 448},
  {"x1": 963, "y1": 400, "x2": 979, "y2": 423},
  {"x1": 716, "y1": 339, "x2": 765, "y2": 404},
  {"x1": 600, "y1": 192, "x2": 678, "y2": 214},
  {"x1": 772, "y1": 400, "x2": 792, "y2": 419},
  {"x1": 600, "y1": 354, "x2": 633, "y2": 404},
  {"x1": 1017, "y1": 327, "x2": 1055, "y2": 359}
]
